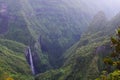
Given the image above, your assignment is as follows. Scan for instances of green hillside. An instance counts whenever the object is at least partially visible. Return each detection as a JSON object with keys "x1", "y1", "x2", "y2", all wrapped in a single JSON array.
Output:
[
  {"x1": 0, "y1": 39, "x2": 34, "y2": 80},
  {"x1": 0, "y1": 0, "x2": 94, "y2": 74},
  {"x1": 0, "y1": 0, "x2": 120, "y2": 80},
  {"x1": 35, "y1": 11, "x2": 120, "y2": 80}
]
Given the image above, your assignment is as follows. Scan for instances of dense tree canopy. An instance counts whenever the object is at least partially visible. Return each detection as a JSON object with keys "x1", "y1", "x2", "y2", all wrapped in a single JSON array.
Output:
[{"x1": 96, "y1": 28, "x2": 120, "y2": 80}]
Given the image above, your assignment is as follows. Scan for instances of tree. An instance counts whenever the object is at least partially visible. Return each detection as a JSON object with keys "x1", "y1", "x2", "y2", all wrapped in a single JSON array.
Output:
[{"x1": 96, "y1": 28, "x2": 120, "y2": 80}]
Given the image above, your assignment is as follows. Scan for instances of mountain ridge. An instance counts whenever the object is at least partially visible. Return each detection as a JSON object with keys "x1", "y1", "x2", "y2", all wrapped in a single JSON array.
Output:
[
  {"x1": 35, "y1": 11, "x2": 120, "y2": 80},
  {"x1": 0, "y1": 0, "x2": 120, "y2": 80}
]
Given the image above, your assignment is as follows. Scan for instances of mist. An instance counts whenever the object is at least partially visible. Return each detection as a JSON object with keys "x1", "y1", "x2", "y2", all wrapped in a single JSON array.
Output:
[
  {"x1": 90, "y1": 0, "x2": 120, "y2": 17},
  {"x1": 65, "y1": 0, "x2": 120, "y2": 18}
]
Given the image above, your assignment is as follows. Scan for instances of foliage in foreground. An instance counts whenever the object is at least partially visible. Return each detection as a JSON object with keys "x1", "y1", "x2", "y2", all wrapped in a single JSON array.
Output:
[{"x1": 96, "y1": 28, "x2": 120, "y2": 80}]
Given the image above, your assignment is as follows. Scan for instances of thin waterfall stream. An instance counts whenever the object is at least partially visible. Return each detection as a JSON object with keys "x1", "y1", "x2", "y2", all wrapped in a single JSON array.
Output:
[{"x1": 26, "y1": 47, "x2": 35, "y2": 75}]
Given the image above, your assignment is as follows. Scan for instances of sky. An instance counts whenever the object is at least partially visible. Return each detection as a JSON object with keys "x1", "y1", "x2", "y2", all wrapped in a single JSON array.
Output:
[
  {"x1": 67, "y1": 0, "x2": 120, "y2": 18},
  {"x1": 86, "y1": 0, "x2": 120, "y2": 17}
]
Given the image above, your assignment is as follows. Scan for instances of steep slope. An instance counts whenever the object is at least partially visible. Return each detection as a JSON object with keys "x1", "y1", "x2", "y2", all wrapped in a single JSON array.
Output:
[
  {"x1": 62, "y1": 11, "x2": 120, "y2": 80},
  {"x1": 20, "y1": 0, "x2": 93, "y2": 69},
  {"x1": 0, "y1": 0, "x2": 50, "y2": 74},
  {"x1": 0, "y1": 0, "x2": 97, "y2": 74},
  {"x1": 1, "y1": 0, "x2": 119, "y2": 77},
  {"x1": 0, "y1": 39, "x2": 34, "y2": 80},
  {"x1": 35, "y1": 11, "x2": 120, "y2": 80}
]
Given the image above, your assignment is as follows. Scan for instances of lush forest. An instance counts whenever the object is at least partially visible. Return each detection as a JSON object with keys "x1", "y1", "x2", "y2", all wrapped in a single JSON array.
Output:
[{"x1": 0, "y1": 0, "x2": 120, "y2": 80}]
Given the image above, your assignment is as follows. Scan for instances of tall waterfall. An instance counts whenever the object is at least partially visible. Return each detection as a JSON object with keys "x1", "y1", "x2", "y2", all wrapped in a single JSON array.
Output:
[{"x1": 27, "y1": 47, "x2": 35, "y2": 75}]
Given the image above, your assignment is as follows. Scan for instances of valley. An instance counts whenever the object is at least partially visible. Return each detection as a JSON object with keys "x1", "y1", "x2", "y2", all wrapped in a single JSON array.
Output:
[{"x1": 0, "y1": 0, "x2": 120, "y2": 80}]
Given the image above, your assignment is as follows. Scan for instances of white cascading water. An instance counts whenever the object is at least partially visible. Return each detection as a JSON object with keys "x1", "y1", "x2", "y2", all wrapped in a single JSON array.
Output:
[{"x1": 28, "y1": 47, "x2": 35, "y2": 75}]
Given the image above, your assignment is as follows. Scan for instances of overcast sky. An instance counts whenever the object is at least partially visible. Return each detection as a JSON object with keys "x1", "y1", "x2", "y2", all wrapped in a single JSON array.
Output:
[
  {"x1": 66, "y1": 0, "x2": 120, "y2": 18},
  {"x1": 85, "y1": 0, "x2": 120, "y2": 17}
]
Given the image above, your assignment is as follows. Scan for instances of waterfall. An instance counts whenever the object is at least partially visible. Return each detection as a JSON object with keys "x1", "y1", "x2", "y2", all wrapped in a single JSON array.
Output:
[{"x1": 28, "y1": 47, "x2": 35, "y2": 75}]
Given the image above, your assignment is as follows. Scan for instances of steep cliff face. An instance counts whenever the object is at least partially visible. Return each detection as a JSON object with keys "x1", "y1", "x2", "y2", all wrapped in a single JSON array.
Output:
[
  {"x1": 1, "y1": 0, "x2": 119, "y2": 79},
  {"x1": 35, "y1": 11, "x2": 120, "y2": 80},
  {"x1": 19, "y1": 0, "x2": 99, "y2": 70},
  {"x1": 0, "y1": 0, "x2": 95, "y2": 74}
]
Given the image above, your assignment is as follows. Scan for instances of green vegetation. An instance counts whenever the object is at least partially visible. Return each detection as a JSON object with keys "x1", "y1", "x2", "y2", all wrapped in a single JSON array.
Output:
[
  {"x1": 0, "y1": 39, "x2": 34, "y2": 80},
  {"x1": 96, "y1": 28, "x2": 120, "y2": 80},
  {"x1": 1, "y1": 0, "x2": 120, "y2": 80},
  {"x1": 0, "y1": 39, "x2": 26, "y2": 53},
  {"x1": 35, "y1": 16, "x2": 109, "y2": 79},
  {"x1": 35, "y1": 11, "x2": 120, "y2": 80}
]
